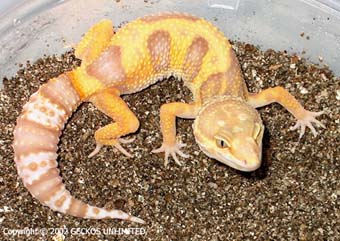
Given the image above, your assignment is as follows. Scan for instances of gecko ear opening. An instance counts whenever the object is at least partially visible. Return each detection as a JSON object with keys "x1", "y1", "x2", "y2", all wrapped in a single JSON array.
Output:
[{"x1": 252, "y1": 123, "x2": 262, "y2": 139}]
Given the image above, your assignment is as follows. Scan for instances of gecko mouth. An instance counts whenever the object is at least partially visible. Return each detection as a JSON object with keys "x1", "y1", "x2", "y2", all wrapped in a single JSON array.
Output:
[
  {"x1": 216, "y1": 152, "x2": 261, "y2": 172},
  {"x1": 198, "y1": 143, "x2": 260, "y2": 172},
  {"x1": 198, "y1": 144, "x2": 251, "y2": 171},
  {"x1": 215, "y1": 152, "x2": 250, "y2": 171}
]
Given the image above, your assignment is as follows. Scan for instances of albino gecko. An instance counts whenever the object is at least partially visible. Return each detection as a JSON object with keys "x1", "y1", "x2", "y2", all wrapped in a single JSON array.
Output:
[{"x1": 13, "y1": 12, "x2": 324, "y2": 223}]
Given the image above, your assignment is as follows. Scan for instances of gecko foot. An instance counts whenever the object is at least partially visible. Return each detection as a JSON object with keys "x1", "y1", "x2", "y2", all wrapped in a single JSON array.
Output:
[
  {"x1": 290, "y1": 110, "x2": 325, "y2": 139},
  {"x1": 88, "y1": 137, "x2": 135, "y2": 158},
  {"x1": 152, "y1": 142, "x2": 189, "y2": 166}
]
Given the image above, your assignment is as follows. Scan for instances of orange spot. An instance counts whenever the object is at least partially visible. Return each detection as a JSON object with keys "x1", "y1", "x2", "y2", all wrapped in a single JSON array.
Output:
[
  {"x1": 87, "y1": 46, "x2": 126, "y2": 86},
  {"x1": 93, "y1": 208, "x2": 100, "y2": 215},
  {"x1": 183, "y1": 36, "x2": 209, "y2": 80},
  {"x1": 47, "y1": 110, "x2": 55, "y2": 117},
  {"x1": 28, "y1": 162, "x2": 38, "y2": 171},
  {"x1": 40, "y1": 106, "x2": 48, "y2": 113},
  {"x1": 40, "y1": 161, "x2": 47, "y2": 167},
  {"x1": 200, "y1": 72, "x2": 223, "y2": 100},
  {"x1": 55, "y1": 195, "x2": 67, "y2": 207},
  {"x1": 68, "y1": 198, "x2": 88, "y2": 218},
  {"x1": 147, "y1": 30, "x2": 171, "y2": 72}
]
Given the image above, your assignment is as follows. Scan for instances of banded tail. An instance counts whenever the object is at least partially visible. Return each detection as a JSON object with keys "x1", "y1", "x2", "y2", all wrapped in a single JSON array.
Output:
[{"x1": 13, "y1": 73, "x2": 144, "y2": 223}]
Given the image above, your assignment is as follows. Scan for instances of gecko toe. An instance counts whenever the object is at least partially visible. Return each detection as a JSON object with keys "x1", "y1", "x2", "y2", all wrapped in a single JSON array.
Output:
[
  {"x1": 119, "y1": 136, "x2": 136, "y2": 144},
  {"x1": 152, "y1": 141, "x2": 188, "y2": 166},
  {"x1": 290, "y1": 121, "x2": 301, "y2": 131},
  {"x1": 90, "y1": 138, "x2": 134, "y2": 158},
  {"x1": 88, "y1": 143, "x2": 103, "y2": 158},
  {"x1": 312, "y1": 119, "x2": 326, "y2": 129},
  {"x1": 176, "y1": 149, "x2": 189, "y2": 158},
  {"x1": 293, "y1": 110, "x2": 325, "y2": 139},
  {"x1": 299, "y1": 123, "x2": 306, "y2": 139},
  {"x1": 151, "y1": 146, "x2": 165, "y2": 153},
  {"x1": 306, "y1": 122, "x2": 317, "y2": 137},
  {"x1": 311, "y1": 110, "x2": 324, "y2": 117},
  {"x1": 114, "y1": 142, "x2": 133, "y2": 157}
]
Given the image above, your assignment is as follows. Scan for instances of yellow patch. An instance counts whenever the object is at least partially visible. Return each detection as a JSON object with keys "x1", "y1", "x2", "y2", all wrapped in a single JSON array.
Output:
[
  {"x1": 110, "y1": 17, "x2": 232, "y2": 86},
  {"x1": 68, "y1": 67, "x2": 104, "y2": 99},
  {"x1": 71, "y1": 14, "x2": 235, "y2": 99}
]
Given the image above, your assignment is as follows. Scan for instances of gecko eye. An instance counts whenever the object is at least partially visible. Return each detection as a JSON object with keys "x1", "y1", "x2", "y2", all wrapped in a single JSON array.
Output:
[{"x1": 215, "y1": 138, "x2": 230, "y2": 149}]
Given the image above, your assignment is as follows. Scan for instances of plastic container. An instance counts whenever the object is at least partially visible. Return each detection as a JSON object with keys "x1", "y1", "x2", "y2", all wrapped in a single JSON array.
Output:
[{"x1": 0, "y1": 0, "x2": 340, "y2": 86}]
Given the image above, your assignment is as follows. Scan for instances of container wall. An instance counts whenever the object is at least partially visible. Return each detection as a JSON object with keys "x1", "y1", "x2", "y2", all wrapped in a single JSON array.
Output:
[{"x1": 0, "y1": 0, "x2": 339, "y2": 86}]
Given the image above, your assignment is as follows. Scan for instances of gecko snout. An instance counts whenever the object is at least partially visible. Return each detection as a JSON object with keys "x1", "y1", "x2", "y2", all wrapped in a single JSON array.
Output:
[{"x1": 229, "y1": 137, "x2": 262, "y2": 171}]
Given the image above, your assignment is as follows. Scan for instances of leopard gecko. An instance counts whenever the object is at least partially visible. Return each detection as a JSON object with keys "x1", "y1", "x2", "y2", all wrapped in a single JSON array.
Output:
[{"x1": 13, "y1": 12, "x2": 324, "y2": 223}]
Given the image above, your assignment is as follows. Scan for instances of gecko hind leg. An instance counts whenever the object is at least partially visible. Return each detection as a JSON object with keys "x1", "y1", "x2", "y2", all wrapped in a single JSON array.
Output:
[{"x1": 88, "y1": 88, "x2": 140, "y2": 158}]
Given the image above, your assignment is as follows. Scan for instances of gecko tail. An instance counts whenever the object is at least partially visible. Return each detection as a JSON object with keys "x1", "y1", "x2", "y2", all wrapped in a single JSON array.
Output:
[{"x1": 13, "y1": 73, "x2": 144, "y2": 223}]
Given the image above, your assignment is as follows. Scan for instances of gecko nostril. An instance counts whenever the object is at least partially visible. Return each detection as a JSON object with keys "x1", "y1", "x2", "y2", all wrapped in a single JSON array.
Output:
[{"x1": 243, "y1": 160, "x2": 247, "y2": 164}]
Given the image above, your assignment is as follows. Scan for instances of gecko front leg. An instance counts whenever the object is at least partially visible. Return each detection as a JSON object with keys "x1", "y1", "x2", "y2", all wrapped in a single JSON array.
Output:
[
  {"x1": 88, "y1": 88, "x2": 140, "y2": 158},
  {"x1": 152, "y1": 102, "x2": 200, "y2": 166},
  {"x1": 248, "y1": 86, "x2": 325, "y2": 138}
]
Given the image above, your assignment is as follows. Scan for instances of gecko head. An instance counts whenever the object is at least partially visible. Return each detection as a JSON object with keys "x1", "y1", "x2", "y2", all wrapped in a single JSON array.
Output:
[{"x1": 193, "y1": 96, "x2": 264, "y2": 172}]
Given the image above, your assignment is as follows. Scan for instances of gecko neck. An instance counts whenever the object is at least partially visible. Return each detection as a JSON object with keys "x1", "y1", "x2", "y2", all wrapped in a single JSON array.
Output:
[
  {"x1": 198, "y1": 74, "x2": 248, "y2": 105},
  {"x1": 201, "y1": 94, "x2": 247, "y2": 108},
  {"x1": 200, "y1": 93, "x2": 247, "y2": 108}
]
